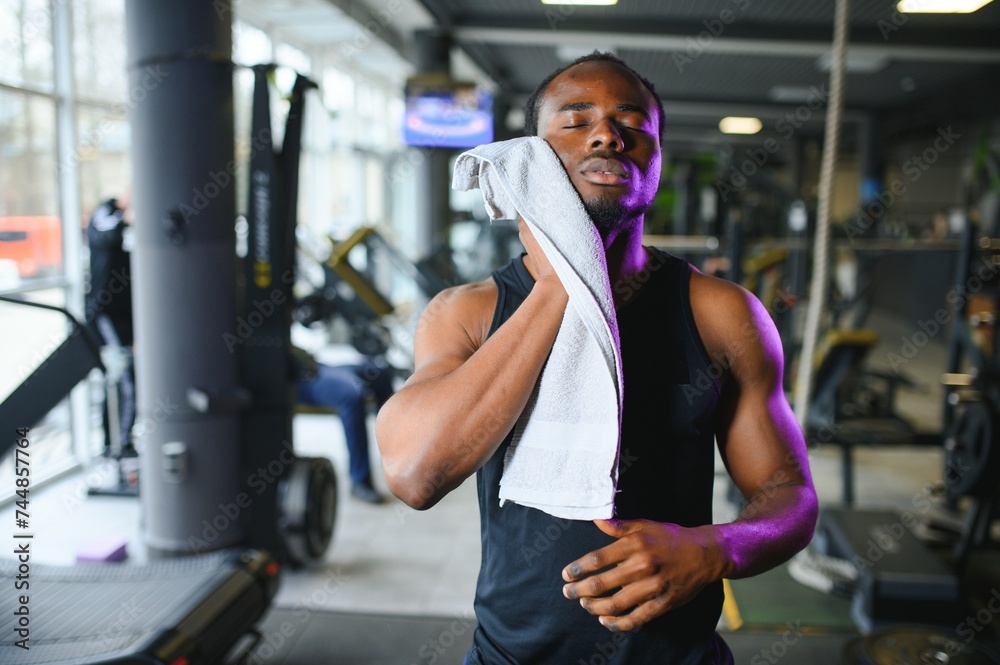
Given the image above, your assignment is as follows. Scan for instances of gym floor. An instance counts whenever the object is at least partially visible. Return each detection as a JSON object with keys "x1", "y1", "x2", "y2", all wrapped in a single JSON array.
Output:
[{"x1": 3, "y1": 309, "x2": 999, "y2": 663}]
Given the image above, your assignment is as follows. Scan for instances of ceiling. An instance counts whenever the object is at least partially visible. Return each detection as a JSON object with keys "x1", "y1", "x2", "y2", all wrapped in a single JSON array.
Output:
[
  {"x1": 239, "y1": 0, "x2": 1000, "y2": 155},
  {"x1": 415, "y1": 0, "x2": 1000, "y2": 152}
]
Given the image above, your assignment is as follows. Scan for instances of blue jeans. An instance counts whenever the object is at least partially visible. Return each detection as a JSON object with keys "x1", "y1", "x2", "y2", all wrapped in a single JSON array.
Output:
[{"x1": 296, "y1": 360, "x2": 394, "y2": 486}]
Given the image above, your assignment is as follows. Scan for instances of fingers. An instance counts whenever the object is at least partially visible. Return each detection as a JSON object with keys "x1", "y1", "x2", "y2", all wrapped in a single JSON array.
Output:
[
  {"x1": 569, "y1": 572, "x2": 672, "y2": 633},
  {"x1": 562, "y1": 540, "x2": 630, "y2": 583},
  {"x1": 563, "y1": 519, "x2": 677, "y2": 632},
  {"x1": 593, "y1": 518, "x2": 645, "y2": 538},
  {"x1": 564, "y1": 519, "x2": 649, "y2": 583},
  {"x1": 563, "y1": 548, "x2": 659, "y2": 602},
  {"x1": 595, "y1": 589, "x2": 672, "y2": 633},
  {"x1": 575, "y1": 574, "x2": 668, "y2": 613}
]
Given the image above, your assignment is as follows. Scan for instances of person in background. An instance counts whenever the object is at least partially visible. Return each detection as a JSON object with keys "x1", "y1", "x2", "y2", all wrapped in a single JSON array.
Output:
[
  {"x1": 293, "y1": 347, "x2": 395, "y2": 504},
  {"x1": 85, "y1": 194, "x2": 136, "y2": 458}
]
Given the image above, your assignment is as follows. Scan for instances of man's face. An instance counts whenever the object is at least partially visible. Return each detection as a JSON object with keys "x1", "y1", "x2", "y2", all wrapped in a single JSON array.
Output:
[{"x1": 536, "y1": 61, "x2": 662, "y2": 237}]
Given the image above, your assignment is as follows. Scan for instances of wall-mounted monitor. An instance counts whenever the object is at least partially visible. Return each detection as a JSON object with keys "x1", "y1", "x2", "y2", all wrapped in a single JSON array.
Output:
[{"x1": 403, "y1": 77, "x2": 493, "y2": 149}]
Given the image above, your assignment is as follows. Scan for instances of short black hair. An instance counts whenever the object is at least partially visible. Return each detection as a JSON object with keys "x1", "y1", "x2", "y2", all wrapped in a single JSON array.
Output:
[{"x1": 523, "y1": 51, "x2": 665, "y2": 141}]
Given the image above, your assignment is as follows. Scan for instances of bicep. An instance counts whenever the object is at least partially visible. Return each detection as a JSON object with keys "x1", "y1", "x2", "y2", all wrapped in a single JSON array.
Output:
[{"x1": 713, "y1": 294, "x2": 811, "y2": 499}]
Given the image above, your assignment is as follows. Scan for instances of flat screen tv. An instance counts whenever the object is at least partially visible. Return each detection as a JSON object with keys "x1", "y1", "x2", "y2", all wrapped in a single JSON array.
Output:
[{"x1": 402, "y1": 78, "x2": 493, "y2": 149}]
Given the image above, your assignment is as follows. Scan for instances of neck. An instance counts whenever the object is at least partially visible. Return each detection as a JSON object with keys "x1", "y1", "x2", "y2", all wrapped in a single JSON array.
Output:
[{"x1": 601, "y1": 219, "x2": 649, "y2": 309}]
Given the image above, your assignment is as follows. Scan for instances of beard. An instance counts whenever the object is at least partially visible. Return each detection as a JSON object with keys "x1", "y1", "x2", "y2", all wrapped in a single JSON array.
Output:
[{"x1": 583, "y1": 197, "x2": 628, "y2": 236}]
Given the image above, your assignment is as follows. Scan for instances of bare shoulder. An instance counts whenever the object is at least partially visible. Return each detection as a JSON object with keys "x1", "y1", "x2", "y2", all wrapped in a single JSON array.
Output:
[
  {"x1": 688, "y1": 268, "x2": 782, "y2": 373},
  {"x1": 415, "y1": 277, "x2": 499, "y2": 357}
]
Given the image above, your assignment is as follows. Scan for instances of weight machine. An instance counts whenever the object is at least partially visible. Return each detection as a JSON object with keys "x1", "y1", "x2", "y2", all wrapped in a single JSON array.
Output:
[
  {"x1": 940, "y1": 220, "x2": 1000, "y2": 573},
  {"x1": 0, "y1": 4, "x2": 335, "y2": 660}
]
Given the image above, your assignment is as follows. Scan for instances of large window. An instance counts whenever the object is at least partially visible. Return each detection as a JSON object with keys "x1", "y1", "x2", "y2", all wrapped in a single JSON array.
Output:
[
  {"x1": 0, "y1": 0, "x2": 415, "y2": 500},
  {"x1": 75, "y1": 106, "x2": 130, "y2": 222},
  {"x1": 0, "y1": 0, "x2": 54, "y2": 92},
  {"x1": 72, "y1": 0, "x2": 127, "y2": 105},
  {"x1": 0, "y1": 0, "x2": 123, "y2": 496},
  {"x1": 0, "y1": 89, "x2": 60, "y2": 284}
]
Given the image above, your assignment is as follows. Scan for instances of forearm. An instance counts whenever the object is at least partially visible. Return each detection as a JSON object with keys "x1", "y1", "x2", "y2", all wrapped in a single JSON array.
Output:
[
  {"x1": 376, "y1": 278, "x2": 567, "y2": 507},
  {"x1": 710, "y1": 483, "x2": 818, "y2": 580}
]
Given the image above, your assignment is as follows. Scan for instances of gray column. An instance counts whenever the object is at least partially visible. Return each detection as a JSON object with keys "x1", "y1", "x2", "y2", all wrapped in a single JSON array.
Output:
[
  {"x1": 125, "y1": 0, "x2": 243, "y2": 555},
  {"x1": 413, "y1": 29, "x2": 453, "y2": 258}
]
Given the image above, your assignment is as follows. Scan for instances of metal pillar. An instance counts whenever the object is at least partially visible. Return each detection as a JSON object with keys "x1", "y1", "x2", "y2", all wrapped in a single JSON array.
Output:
[
  {"x1": 125, "y1": 0, "x2": 244, "y2": 555},
  {"x1": 858, "y1": 112, "x2": 883, "y2": 221},
  {"x1": 413, "y1": 29, "x2": 453, "y2": 258}
]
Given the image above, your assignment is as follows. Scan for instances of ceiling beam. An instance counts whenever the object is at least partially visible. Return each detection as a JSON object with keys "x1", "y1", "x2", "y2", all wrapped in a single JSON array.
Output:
[
  {"x1": 320, "y1": 0, "x2": 410, "y2": 59},
  {"x1": 453, "y1": 24, "x2": 1000, "y2": 64}
]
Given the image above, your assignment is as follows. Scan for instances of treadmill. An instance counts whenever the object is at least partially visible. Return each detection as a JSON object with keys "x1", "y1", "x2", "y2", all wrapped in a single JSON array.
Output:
[{"x1": 0, "y1": 549, "x2": 279, "y2": 664}]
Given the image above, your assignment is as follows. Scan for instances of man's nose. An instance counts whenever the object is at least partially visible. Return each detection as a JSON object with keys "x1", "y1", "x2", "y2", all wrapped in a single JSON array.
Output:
[{"x1": 588, "y1": 118, "x2": 623, "y2": 152}]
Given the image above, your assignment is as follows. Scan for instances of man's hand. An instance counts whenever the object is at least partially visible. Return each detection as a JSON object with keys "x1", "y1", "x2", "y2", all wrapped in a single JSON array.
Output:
[
  {"x1": 561, "y1": 519, "x2": 726, "y2": 632},
  {"x1": 518, "y1": 218, "x2": 563, "y2": 291}
]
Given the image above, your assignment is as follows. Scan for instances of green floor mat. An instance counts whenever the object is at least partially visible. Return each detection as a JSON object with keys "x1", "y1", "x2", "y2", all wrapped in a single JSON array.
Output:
[{"x1": 728, "y1": 562, "x2": 857, "y2": 631}]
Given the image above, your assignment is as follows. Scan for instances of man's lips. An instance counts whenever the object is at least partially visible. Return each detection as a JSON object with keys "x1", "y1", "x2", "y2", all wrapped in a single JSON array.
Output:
[{"x1": 580, "y1": 158, "x2": 629, "y2": 185}]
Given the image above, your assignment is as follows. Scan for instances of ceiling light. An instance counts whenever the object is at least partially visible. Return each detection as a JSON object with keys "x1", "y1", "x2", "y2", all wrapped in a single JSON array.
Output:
[
  {"x1": 719, "y1": 117, "x2": 762, "y2": 135},
  {"x1": 897, "y1": 0, "x2": 993, "y2": 12},
  {"x1": 541, "y1": 0, "x2": 618, "y2": 5}
]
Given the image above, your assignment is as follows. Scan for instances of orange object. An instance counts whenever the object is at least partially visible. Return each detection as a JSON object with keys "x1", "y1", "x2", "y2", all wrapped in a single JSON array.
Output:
[{"x1": 0, "y1": 216, "x2": 63, "y2": 277}]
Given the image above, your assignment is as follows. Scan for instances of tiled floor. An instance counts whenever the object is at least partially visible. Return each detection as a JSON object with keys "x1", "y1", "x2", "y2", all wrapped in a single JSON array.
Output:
[{"x1": 0, "y1": 308, "x2": 975, "y2": 630}]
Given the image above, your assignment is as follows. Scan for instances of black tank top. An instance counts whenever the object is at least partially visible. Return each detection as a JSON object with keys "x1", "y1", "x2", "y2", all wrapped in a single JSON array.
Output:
[{"x1": 469, "y1": 248, "x2": 725, "y2": 665}]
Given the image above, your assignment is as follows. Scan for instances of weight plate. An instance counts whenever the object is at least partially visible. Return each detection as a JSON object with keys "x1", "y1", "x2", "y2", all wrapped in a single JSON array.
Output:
[
  {"x1": 279, "y1": 457, "x2": 337, "y2": 565},
  {"x1": 855, "y1": 626, "x2": 1000, "y2": 665}
]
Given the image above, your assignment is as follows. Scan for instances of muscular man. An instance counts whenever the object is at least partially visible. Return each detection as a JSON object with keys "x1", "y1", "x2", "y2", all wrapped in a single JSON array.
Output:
[{"x1": 376, "y1": 53, "x2": 817, "y2": 664}]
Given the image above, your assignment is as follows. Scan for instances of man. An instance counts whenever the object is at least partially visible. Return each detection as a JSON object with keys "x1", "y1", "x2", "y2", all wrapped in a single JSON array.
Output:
[
  {"x1": 293, "y1": 347, "x2": 394, "y2": 503},
  {"x1": 376, "y1": 53, "x2": 817, "y2": 664}
]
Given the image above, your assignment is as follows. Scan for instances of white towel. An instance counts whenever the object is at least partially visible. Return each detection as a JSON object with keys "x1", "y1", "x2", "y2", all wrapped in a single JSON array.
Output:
[{"x1": 452, "y1": 136, "x2": 623, "y2": 520}]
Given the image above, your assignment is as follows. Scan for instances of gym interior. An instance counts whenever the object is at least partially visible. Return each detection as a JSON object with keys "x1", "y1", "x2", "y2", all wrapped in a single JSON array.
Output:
[{"x1": 1, "y1": 0, "x2": 1000, "y2": 663}]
